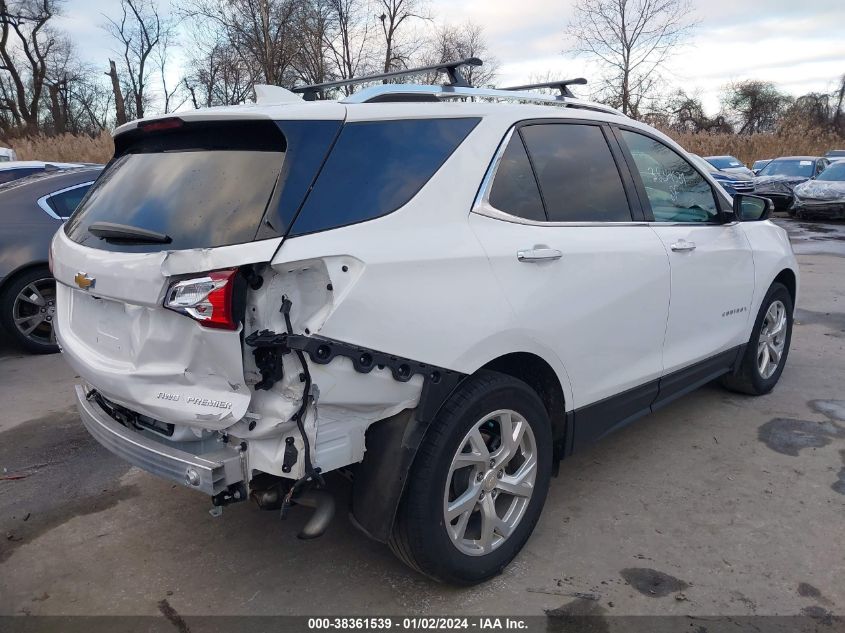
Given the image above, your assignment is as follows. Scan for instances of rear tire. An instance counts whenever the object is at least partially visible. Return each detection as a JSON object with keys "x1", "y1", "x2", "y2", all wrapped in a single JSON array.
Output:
[
  {"x1": 389, "y1": 371, "x2": 552, "y2": 585},
  {"x1": 721, "y1": 282, "x2": 792, "y2": 395},
  {"x1": 0, "y1": 266, "x2": 59, "y2": 354}
]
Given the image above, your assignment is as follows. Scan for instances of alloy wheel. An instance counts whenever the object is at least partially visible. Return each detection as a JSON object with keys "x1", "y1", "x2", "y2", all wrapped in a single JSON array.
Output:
[
  {"x1": 12, "y1": 277, "x2": 57, "y2": 347},
  {"x1": 443, "y1": 409, "x2": 537, "y2": 556},
  {"x1": 757, "y1": 299, "x2": 787, "y2": 379}
]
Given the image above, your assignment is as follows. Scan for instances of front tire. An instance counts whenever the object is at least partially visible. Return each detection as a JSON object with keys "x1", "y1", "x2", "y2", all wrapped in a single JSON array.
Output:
[
  {"x1": 389, "y1": 371, "x2": 552, "y2": 584},
  {"x1": 721, "y1": 282, "x2": 793, "y2": 395}
]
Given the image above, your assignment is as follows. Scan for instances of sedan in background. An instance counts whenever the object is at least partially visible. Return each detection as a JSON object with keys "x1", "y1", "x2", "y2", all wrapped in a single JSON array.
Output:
[
  {"x1": 825, "y1": 150, "x2": 845, "y2": 163},
  {"x1": 752, "y1": 159, "x2": 772, "y2": 175},
  {"x1": 792, "y1": 161, "x2": 845, "y2": 220},
  {"x1": 0, "y1": 167, "x2": 102, "y2": 353},
  {"x1": 690, "y1": 154, "x2": 755, "y2": 197},
  {"x1": 704, "y1": 155, "x2": 755, "y2": 179},
  {"x1": 754, "y1": 156, "x2": 830, "y2": 211},
  {"x1": 0, "y1": 160, "x2": 87, "y2": 185}
]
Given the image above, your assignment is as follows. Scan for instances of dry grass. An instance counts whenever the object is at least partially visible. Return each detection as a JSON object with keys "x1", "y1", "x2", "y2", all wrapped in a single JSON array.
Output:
[
  {"x1": 5, "y1": 126, "x2": 843, "y2": 169},
  {"x1": 10, "y1": 132, "x2": 113, "y2": 164},
  {"x1": 662, "y1": 126, "x2": 843, "y2": 165}
]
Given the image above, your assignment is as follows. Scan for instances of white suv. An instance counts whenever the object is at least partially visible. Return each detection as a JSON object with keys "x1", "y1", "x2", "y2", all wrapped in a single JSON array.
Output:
[{"x1": 51, "y1": 69, "x2": 797, "y2": 585}]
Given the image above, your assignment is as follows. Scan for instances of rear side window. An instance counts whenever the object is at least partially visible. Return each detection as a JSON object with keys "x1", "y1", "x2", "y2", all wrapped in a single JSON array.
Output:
[
  {"x1": 47, "y1": 184, "x2": 92, "y2": 219},
  {"x1": 488, "y1": 133, "x2": 545, "y2": 221},
  {"x1": 520, "y1": 124, "x2": 632, "y2": 222},
  {"x1": 289, "y1": 118, "x2": 480, "y2": 236}
]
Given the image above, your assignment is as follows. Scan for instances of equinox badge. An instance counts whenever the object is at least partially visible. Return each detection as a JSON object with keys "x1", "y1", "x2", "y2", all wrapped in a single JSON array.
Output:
[{"x1": 74, "y1": 272, "x2": 95, "y2": 290}]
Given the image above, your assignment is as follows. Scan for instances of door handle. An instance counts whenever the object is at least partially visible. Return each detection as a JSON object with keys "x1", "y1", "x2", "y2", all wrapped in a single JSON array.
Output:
[
  {"x1": 517, "y1": 248, "x2": 563, "y2": 262},
  {"x1": 670, "y1": 240, "x2": 696, "y2": 252}
]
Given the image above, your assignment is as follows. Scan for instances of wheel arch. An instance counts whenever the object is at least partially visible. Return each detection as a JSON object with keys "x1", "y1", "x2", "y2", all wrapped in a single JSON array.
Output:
[
  {"x1": 0, "y1": 260, "x2": 51, "y2": 299},
  {"x1": 479, "y1": 352, "x2": 569, "y2": 461},
  {"x1": 773, "y1": 268, "x2": 797, "y2": 307},
  {"x1": 351, "y1": 349, "x2": 571, "y2": 544}
]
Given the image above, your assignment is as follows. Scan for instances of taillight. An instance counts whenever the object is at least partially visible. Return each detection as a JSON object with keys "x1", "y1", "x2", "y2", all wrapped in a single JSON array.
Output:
[{"x1": 164, "y1": 269, "x2": 238, "y2": 330}]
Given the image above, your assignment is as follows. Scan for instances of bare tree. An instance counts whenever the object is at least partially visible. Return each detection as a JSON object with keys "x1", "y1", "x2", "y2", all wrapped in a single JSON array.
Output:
[
  {"x1": 565, "y1": 0, "x2": 696, "y2": 118},
  {"x1": 0, "y1": 0, "x2": 62, "y2": 134},
  {"x1": 103, "y1": 0, "x2": 174, "y2": 120},
  {"x1": 833, "y1": 74, "x2": 845, "y2": 135},
  {"x1": 293, "y1": 0, "x2": 332, "y2": 86},
  {"x1": 324, "y1": 0, "x2": 374, "y2": 94},
  {"x1": 720, "y1": 80, "x2": 791, "y2": 135},
  {"x1": 183, "y1": 36, "x2": 255, "y2": 108},
  {"x1": 421, "y1": 21, "x2": 497, "y2": 87},
  {"x1": 179, "y1": 0, "x2": 302, "y2": 87},
  {"x1": 376, "y1": 0, "x2": 428, "y2": 73},
  {"x1": 106, "y1": 59, "x2": 127, "y2": 125}
]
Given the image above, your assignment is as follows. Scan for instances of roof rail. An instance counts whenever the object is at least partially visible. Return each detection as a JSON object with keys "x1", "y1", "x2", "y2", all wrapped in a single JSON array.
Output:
[
  {"x1": 292, "y1": 57, "x2": 483, "y2": 101},
  {"x1": 501, "y1": 78, "x2": 588, "y2": 99},
  {"x1": 341, "y1": 84, "x2": 626, "y2": 117}
]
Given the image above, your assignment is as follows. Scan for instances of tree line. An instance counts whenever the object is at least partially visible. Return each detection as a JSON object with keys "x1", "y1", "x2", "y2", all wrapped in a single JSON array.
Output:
[{"x1": 0, "y1": 0, "x2": 841, "y2": 141}]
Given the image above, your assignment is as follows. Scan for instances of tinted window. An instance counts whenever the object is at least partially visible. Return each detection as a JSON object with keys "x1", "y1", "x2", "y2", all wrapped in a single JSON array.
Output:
[
  {"x1": 0, "y1": 168, "x2": 43, "y2": 184},
  {"x1": 621, "y1": 130, "x2": 719, "y2": 223},
  {"x1": 759, "y1": 159, "x2": 815, "y2": 178},
  {"x1": 65, "y1": 121, "x2": 288, "y2": 252},
  {"x1": 520, "y1": 124, "x2": 631, "y2": 222},
  {"x1": 289, "y1": 118, "x2": 479, "y2": 236},
  {"x1": 488, "y1": 133, "x2": 545, "y2": 221},
  {"x1": 47, "y1": 184, "x2": 92, "y2": 218}
]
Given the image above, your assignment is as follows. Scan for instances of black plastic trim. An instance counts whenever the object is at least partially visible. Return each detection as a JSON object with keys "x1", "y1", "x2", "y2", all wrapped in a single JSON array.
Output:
[{"x1": 569, "y1": 345, "x2": 743, "y2": 454}]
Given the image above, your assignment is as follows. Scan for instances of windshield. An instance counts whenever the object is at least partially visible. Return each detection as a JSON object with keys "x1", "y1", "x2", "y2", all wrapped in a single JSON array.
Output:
[
  {"x1": 707, "y1": 156, "x2": 743, "y2": 169},
  {"x1": 690, "y1": 154, "x2": 719, "y2": 173},
  {"x1": 817, "y1": 162, "x2": 845, "y2": 181},
  {"x1": 759, "y1": 159, "x2": 815, "y2": 178}
]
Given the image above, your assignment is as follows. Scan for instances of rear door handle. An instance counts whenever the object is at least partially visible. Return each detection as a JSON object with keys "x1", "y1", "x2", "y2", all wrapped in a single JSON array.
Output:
[
  {"x1": 670, "y1": 240, "x2": 696, "y2": 252},
  {"x1": 517, "y1": 248, "x2": 563, "y2": 262}
]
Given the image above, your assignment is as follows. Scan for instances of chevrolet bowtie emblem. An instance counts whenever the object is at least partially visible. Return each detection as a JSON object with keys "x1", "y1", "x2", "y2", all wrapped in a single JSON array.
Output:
[{"x1": 74, "y1": 272, "x2": 95, "y2": 290}]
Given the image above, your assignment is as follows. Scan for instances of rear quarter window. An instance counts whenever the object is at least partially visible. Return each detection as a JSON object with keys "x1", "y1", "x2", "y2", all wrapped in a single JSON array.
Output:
[{"x1": 289, "y1": 118, "x2": 480, "y2": 236}]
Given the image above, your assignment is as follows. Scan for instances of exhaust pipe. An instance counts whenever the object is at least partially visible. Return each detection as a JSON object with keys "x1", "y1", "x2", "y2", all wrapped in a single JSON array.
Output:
[
  {"x1": 292, "y1": 489, "x2": 335, "y2": 540},
  {"x1": 250, "y1": 479, "x2": 335, "y2": 539}
]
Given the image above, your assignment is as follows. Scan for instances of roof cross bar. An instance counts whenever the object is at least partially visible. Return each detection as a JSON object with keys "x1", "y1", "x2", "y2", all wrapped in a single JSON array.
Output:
[
  {"x1": 501, "y1": 78, "x2": 588, "y2": 99},
  {"x1": 292, "y1": 57, "x2": 483, "y2": 101}
]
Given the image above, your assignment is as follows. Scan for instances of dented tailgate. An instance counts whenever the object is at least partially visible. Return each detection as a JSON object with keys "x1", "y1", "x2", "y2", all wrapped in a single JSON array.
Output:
[{"x1": 52, "y1": 231, "x2": 283, "y2": 428}]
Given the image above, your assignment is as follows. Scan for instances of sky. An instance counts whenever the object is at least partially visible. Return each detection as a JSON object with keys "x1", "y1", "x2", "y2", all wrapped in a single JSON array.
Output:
[{"x1": 54, "y1": 0, "x2": 845, "y2": 115}]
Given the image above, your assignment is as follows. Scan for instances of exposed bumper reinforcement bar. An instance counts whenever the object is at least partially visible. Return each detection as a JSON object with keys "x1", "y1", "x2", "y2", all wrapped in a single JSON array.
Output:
[{"x1": 74, "y1": 385, "x2": 245, "y2": 496}]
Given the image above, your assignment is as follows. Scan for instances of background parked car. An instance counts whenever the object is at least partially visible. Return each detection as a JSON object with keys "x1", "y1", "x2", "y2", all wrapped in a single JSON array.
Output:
[
  {"x1": 0, "y1": 167, "x2": 101, "y2": 353},
  {"x1": 0, "y1": 160, "x2": 88, "y2": 185},
  {"x1": 754, "y1": 156, "x2": 830, "y2": 211},
  {"x1": 752, "y1": 159, "x2": 772, "y2": 175},
  {"x1": 0, "y1": 147, "x2": 17, "y2": 162},
  {"x1": 704, "y1": 155, "x2": 755, "y2": 179},
  {"x1": 825, "y1": 150, "x2": 845, "y2": 163},
  {"x1": 690, "y1": 154, "x2": 755, "y2": 196},
  {"x1": 792, "y1": 161, "x2": 845, "y2": 220}
]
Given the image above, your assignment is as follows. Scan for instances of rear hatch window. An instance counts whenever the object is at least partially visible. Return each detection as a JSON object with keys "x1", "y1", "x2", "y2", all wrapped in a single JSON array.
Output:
[{"x1": 64, "y1": 119, "x2": 339, "y2": 253}]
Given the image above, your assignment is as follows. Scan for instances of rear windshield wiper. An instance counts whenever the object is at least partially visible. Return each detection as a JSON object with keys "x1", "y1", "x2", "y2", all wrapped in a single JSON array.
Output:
[{"x1": 88, "y1": 221, "x2": 172, "y2": 244}]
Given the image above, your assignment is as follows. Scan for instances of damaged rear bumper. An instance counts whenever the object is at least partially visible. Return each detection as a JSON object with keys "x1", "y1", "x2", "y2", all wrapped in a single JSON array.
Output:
[{"x1": 75, "y1": 385, "x2": 245, "y2": 496}]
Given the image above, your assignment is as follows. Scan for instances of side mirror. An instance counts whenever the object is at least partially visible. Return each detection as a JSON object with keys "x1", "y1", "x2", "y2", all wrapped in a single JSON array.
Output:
[{"x1": 733, "y1": 194, "x2": 773, "y2": 221}]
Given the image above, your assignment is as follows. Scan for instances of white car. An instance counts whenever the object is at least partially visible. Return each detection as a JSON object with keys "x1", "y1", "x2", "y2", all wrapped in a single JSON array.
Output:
[{"x1": 51, "y1": 67, "x2": 798, "y2": 585}]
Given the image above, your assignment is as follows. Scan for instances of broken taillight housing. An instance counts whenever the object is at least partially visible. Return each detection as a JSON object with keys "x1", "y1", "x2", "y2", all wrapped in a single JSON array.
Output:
[{"x1": 164, "y1": 269, "x2": 238, "y2": 330}]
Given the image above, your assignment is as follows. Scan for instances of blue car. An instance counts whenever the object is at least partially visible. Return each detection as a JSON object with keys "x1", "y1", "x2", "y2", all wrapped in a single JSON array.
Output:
[{"x1": 690, "y1": 154, "x2": 755, "y2": 197}]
